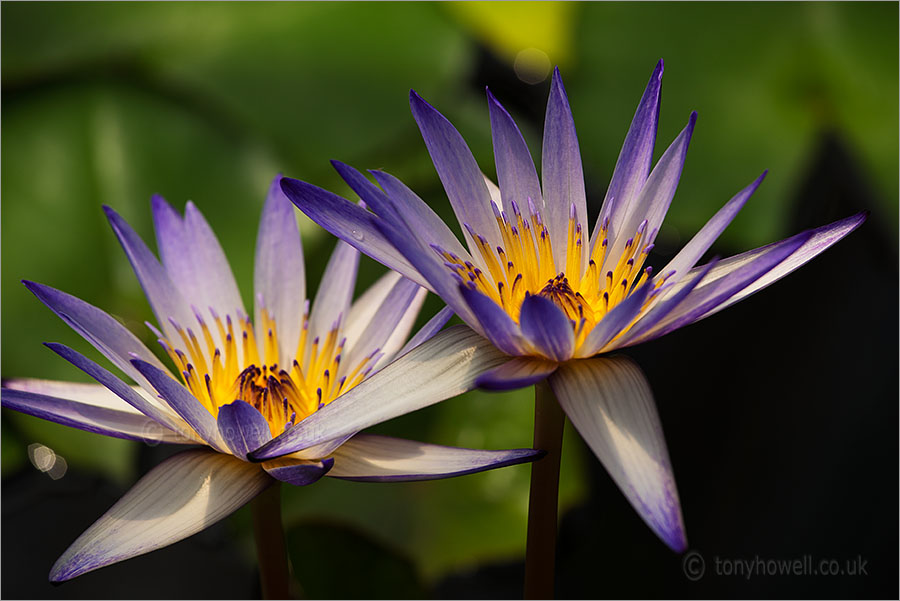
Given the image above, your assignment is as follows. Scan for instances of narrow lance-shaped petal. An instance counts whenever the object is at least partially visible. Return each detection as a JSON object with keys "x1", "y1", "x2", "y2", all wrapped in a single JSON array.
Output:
[
  {"x1": 410, "y1": 89, "x2": 502, "y2": 253},
  {"x1": 659, "y1": 170, "x2": 767, "y2": 286},
  {"x1": 328, "y1": 434, "x2": 544, "y2": 481},
  {"x1": 1, "y1": 388, "x2": 192, "y2": 445},
  {"x1": 131, "y1": 359, "x2": 228, "y2": 453},
  {"x1": 42, "y1": 342, "x2": 189, "y2": 435},
  {"x1": 279, "y1": 177, "x2": 426, "y2": 289},
  {"x1": 182, "y1": 201, "x2": 247, "y2": 322},
  {"x1": 595, "y1": 59, "x2": 664, "y2": 248},
  {"x1": 373, "y1": 207, "x2": 481, "y2": 328},
  {"x1": 630, "y1": 228, "x2": 811, "y2": 344},
  {"x1": 488, "y1": 87, "x2": 543, "y2": 217},
  {"x1": 49, "y1": 449, "x2": 271, "y2": 582},
  {"x1": 475, "y1": 357, "x2": 559, "y2": 391},
  {"x1": 308, "y1": 241, "x2": 359, "y2": 345},
  {"x1": 369, "y1": 168, "x2": 472, "y2": 262},
  {"x1": 602, "y1": 112, "x2": 697, "y2": 277},
  {"x1": 549, "y1": 356, "x2": 687, "y2": 552},
  {"x1": 4, "y1": 377, "x2": 147, "y2": 418},
  {"x1": 103, "y1": 206, "x2": 197, "y2": 353},
  {"x1": 254, "y1": 174, "x2": 306, "y2": 367},
  {"x1": 342, "y1": 274, "x2": 422, "y2": 370},
  {"x1": 542, "y1": 67, "x2": 588, "y2": 271},
  {"x1": 693, "y1": 211, "x2": 869, "y2": 320},
  {"x1": 22, "y1": 281, "x2": 171, "y2": 393}
]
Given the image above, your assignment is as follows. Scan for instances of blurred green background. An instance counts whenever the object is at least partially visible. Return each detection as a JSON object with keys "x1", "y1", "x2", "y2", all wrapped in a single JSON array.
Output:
[{"x1": 2, "y1": 2, "x2": 897, "y2": 598}]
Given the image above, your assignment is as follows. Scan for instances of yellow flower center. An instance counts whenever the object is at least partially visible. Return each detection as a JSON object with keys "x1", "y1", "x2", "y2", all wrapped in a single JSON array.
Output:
[
  {"x1": 439, "y1": 200, "x2": 669, "y2": 351},
  {"x1": 157, "y1": 307, "x2": 374, "y2": 437}
]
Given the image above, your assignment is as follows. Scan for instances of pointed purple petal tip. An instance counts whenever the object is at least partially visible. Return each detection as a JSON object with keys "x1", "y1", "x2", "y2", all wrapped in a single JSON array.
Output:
[
  {"x1": 150, "y1": 194, "x2": 170, "y2": 210},
  {"x1": 409, "y1": 89, "x2": 425, "y2": 107}
]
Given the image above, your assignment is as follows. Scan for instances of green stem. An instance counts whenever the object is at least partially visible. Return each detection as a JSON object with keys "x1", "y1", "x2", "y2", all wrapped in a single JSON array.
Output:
[
  {"x1": 524, "y1": 379, "x2": 566, "y2": 600},
  {"x1": 252, "y1": 482, "x2": 291, "y2": 600}
]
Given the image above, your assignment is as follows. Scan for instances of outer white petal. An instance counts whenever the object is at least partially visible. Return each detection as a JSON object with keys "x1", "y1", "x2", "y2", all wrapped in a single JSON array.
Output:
[
  {"x1": 549, "y1": 356, "x2": 687, "y2": 552},
  {"x1": 249, "y1": 325, "x2": 509, "y2": 461},
  {"x1": 49, "y1": 449, "x2": 271, "y2": 582},
  {"x1": 1, "y1": 388, "x2": 195, "y2": 445},
  {"x1": 327, "y1": 433, "x2": 542, "y2": 481},
  {"x1": 3, "y1": 379, "x2": 146, "y2": 417}
]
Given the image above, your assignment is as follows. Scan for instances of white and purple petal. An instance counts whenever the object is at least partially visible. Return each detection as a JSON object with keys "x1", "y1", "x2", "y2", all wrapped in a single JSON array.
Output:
[
  {"x1": 343, "y1": 275, "x2": 423, "y2": 371},
  {"x1": 260, "y1": 456, "x2": 334, "y2": 486},
  {"x1": 249, "y1": 325, "x2": 509, "y2": 461},
  {"x1": 1, "y1": 388, "x2": 193, "y2": 445},
  {"x1": 42, "y1": 342, "x2": 189, "y2": 435},
  {"x1": 635, "y1": 229, "x2": 813, "y2": 343},
  {"x1": 549, "y1": 356, "x2": 687, "y2": 552},
  {"x1": 49, "y1": 449, "x2": 271, "y2": 582},
  {"x1": 541, "y1": 67, "x2": 588, "y2": 271},
  {"x1": 103, "y1": 206, "x2": 196, "y2": 349},
  {"x1": 487, "y1": 88, "x2": 543, "y2": 217},
  {"x1": 577, "y1": 280, "x2": 654, "y2": 357},
  {"x1": 327, "y1": 434, "x2": 543, "y2": 481},
  {"x1": 518, "y1": 294, "x2": 575, "y2": 361},
  {"x1": 4, "y1": 377, "x2": 145, "y2": 417},
  {"x1": 374, "y1": 212, "x2": 479, "y2": 328},
  {"x1": 595, "y1": 60, "x2": 664, "y2": 247},
  {"x1": 254, "y1": 175, "x2": 306, "y2": 367},
  {"x1": 22, "y1": 281, "x2": 170, "y2": 389},
  {"x1": 459, "y1": 285, "x2": 525, "y2": 356},
  {"x1": 475, "y1": 356, "x2": 558, "y2": 391},
  {"x1": 659, "y1": 171, "x2": 766, "y2": 286},
  {"x1": 279, "y1": 178, "x2": 426, "y2": 288},
  {"x1": 602, "y1": 113, "x2": 697, "y2": 276},
  {"x1": 409, "y1": 90, "x2": 502, "y2": 253},
  {"x1": 131, "y1": 359, "x2": 227, "y2": 452},
  {"x1": 307, "y1": 240, "x2": 359, "y2": 344},
  {"x1": 369, "y1": 168, "x2": 472, "y2": 263},
  {"x1": 614, "y1": 258, "x2": 720, "y2": 349},
  {"x1": 217, "y1": 400, "x2": 272, "y2": 460},
  {"x1": 693, "y1": 212, "x2": 868, "y2": 320},
  {"x1": 181, "y1": 201, "x2": 246, "y2": 321}
]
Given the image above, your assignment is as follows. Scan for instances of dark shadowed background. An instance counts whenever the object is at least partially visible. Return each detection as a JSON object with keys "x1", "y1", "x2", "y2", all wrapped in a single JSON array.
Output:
[{"x1": 2, "y1": 2, "x2": 897, "y2": 599}]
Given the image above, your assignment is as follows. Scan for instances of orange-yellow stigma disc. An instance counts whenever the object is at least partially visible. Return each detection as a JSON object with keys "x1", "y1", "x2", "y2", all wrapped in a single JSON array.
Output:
[
  {"x1": 158, "y1": 307, "x2": 374, "y2": 437},
  {"x1": 439, "y1": 200, "x2": 668, "y2": 350}
]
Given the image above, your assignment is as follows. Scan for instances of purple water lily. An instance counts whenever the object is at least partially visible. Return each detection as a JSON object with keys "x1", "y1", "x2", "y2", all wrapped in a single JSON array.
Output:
[
  {"x1": 277, "y1": 61, "x2": 865, "y2": 556},
  {"x1": 1, "y1": 176, "x2": 543, "y2": 583}
]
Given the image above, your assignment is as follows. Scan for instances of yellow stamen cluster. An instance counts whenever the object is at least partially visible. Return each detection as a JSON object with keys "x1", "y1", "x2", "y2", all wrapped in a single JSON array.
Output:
[
  {"x1": 439, "y1": 201, "x2": 667, "y2": 350},
  {"x1": 158, "y1": 307, "x2": 374, "y2": 437}
]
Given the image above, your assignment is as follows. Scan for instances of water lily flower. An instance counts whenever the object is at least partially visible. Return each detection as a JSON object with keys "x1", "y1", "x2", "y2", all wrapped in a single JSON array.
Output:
[
  {"x1": 1, "y1": 176, "x2": 542, "y2": 583},
  {"x1": 275, "y1": 61, "x2": 866, "y2": 556}
]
